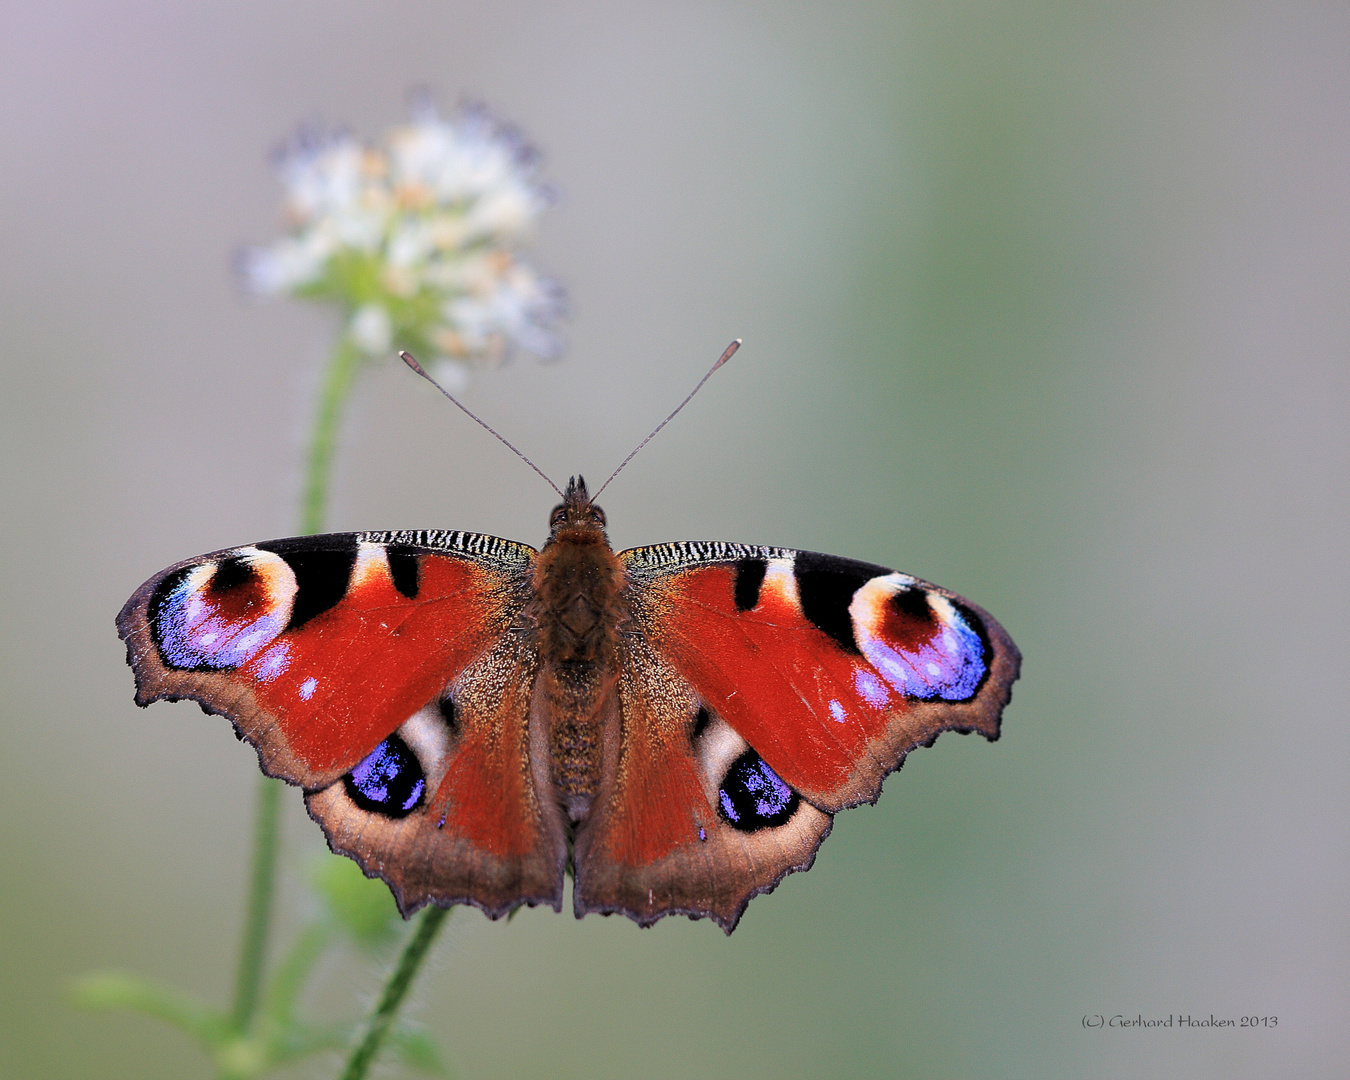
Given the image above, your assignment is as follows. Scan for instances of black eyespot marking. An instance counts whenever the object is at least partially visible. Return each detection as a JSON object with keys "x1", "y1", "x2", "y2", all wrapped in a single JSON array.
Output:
[
  {"x1": 690, "y1": 705, "x2": 712, "y2": 744},
  {"x1": 258, "y1": 537, "x2": 358, "y2": 630},
  {"x1": 437, "y1": 696, "x2": 458, "y2": 736},
  {"x1": 207, "y1": 555, "x2": 253, "y2": 596},
  {"x1": 733, "y1": 558, "x2": 767, "y2": 612},
  {"x1": 793, "y1": 552, "x2": 888, "y2": 655},
  {"x1": 889, "y1": 586, "x2": 933, "y2": 623},
  {"x1": 717, "y1": 749, "x2": 799, "y2": 832},
  {"x1": 343, "y1": 734, "x2": 425, "y2": 818},
  {"x1": 386, "y1": 545, "x2": 420, "y2": 599}
]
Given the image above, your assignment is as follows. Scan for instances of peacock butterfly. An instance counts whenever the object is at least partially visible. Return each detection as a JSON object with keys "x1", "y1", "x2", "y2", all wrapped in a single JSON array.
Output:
[{"x1": 117, "y1": 345, "x2": 1020, "y2": 932}]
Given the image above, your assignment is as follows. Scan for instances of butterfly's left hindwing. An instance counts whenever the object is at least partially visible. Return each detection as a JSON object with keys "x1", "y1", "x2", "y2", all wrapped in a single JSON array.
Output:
[
  {"x1": 572, "y1": 629, "x2": 833, "y2": 932},
  {"x1": 118, "y1": 531, "x2": 569, "y2": 918}
]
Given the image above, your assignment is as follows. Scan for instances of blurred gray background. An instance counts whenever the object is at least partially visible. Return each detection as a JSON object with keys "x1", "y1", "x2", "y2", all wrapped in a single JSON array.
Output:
[{"x1": 2, "y1": 3, "x2": 1347, "y2": 1077}]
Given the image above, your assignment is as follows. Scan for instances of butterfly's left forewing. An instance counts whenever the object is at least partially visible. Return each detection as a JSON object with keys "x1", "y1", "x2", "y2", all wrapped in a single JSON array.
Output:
[
  {"x1": 117, "y1": 530, "x2": 568, "y2": 917},
  {"x1": 572, "y1": 542, "x2": 1020, "y2": 932}
]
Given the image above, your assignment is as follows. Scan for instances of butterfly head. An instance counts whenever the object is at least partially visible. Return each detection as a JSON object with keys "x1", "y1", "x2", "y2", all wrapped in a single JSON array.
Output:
[{"x1": 548, "y1": 475, "x2": 607, "y2": 540}]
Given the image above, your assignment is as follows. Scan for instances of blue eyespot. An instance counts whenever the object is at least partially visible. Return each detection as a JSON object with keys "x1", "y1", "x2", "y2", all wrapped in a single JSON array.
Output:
[
  {"x1": 343, "y1": 734, "x2": 425, "y2": 818},
  {"x1": 717, "y1": 749, "x2": 799, "y2": 832}
]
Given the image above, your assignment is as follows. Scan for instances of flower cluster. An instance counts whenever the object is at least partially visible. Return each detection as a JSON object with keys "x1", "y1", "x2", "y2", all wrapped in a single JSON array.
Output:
[{"x1": 240, "y1": 97, "x2": 564, "y2": 381}]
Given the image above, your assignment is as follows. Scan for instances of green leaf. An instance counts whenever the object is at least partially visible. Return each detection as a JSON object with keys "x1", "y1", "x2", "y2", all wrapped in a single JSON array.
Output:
[
  {"x1": 71, "y1": 971, "x2": 230, "y2": 1050},
  {"x1": 263, "y1": 921, "x2": 335, "y2": 1026},
  {"x1": 311, "y1": 854, "x2": 402, "y2": 948},
  {"x1": 212, "y1": 1035, "x2": 270, "y2": 1080},
  {"x1": 389, "y1": 1022, "x2": 449, "y2": 1075}
]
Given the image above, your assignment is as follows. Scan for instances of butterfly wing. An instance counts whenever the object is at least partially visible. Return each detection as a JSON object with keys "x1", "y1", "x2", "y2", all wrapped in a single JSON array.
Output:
[
  {"x1": 571, "y1": 628, "x2": 834, "y2": 932},
  {"x1": 572, "y1": 542, "x2": 1020, "y2": 932},
  {"x1": 117, "y1": 530, "x2": 568, "y2": 917}
]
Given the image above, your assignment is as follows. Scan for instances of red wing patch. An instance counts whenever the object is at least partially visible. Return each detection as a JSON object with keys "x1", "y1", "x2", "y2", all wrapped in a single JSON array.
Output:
[
  {"x1": 305, "y1": 630, "x2": 568, "y2": 918},
  {"x1": 238, "y1": 545, "x2": 502, "y2": 774},
  {"x1": 622, "y1": 544, "x2": 1020, "y2": 812},
  {"x1": 427, "y1": 643, "x2": 543, "y2": 859},
  {"x1": 119, "y1": 531, "x2": 535, "y2": 788},
  {"x1": 571, "y1": 634, "x2": 833, "y2": 933}
]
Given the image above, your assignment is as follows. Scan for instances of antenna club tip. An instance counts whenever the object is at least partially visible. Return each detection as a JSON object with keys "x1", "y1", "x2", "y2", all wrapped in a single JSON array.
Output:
[
  {"x1": 401, "y1": 351, "x2": 436, "y2": 380},
  {"x1": 713, "y1": 339, "x2": 741, "y2": 370}
]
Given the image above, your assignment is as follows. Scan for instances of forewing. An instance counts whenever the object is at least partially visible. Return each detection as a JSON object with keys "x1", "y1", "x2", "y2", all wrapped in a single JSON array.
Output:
[{"x1": 620, "y1": 542, "x2": 1021, "y2": 813}]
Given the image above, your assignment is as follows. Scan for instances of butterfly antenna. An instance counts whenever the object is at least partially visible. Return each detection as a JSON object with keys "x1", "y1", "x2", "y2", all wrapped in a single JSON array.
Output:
[
  {"x1": 400, "y1": 352, "x2": 564, "y2": 498},
  {"x1": 593, "y1": 339, "x2": 741, "y2": 499}
]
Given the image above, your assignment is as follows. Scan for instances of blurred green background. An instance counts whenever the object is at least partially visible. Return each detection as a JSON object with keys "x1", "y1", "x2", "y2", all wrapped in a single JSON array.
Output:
[{"x1": 2, "y1": 3, "x2": 1346, "y2": 1077}]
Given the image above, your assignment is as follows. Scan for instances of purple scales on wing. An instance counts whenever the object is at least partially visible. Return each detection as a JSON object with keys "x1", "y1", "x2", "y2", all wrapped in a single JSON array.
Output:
[
  {"x1": 850, "y1": 575, "x2": 990, "y2": 703},
  {"x1": 718, "y1": 749, "x2": 799, "y2": 832},
  {"x1": 148, "y1": 550, "x2": 297, "y2": 672},
  {"x1": 860, "y1": 610, "x2": 986, "y2": 701},
  {"x1": 344, "y1": 734, "x2": 425, "y2": 817}
]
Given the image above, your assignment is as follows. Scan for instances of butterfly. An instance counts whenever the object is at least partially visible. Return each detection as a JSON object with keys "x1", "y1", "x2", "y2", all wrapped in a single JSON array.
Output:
[{"x1": 116, "y1": 347, "x2": 1020, "y2": 933}]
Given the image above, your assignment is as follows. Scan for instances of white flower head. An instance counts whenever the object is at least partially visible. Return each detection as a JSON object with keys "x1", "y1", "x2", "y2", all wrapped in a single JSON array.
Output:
[
  {"x1": 239, "y1": 97, "x2": 564, "y2": 371},
  {"x1": 349, "y1": 304, "x2": 392, "y2": 354}
]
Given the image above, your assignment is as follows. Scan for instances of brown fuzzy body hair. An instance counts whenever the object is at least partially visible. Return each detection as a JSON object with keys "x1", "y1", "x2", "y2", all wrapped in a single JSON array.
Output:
[{"x1": 529, "y1": 477, "x2": 626, "y2": 821}]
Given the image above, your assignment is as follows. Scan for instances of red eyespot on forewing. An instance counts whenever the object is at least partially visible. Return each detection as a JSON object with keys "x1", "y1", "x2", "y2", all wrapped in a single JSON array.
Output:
[
  {"x1": 850, "y1": 574, "x2": 989, "y2": 702},
  {"x1": 149, "y1": 549, "x2": 298, "y2": 671}
]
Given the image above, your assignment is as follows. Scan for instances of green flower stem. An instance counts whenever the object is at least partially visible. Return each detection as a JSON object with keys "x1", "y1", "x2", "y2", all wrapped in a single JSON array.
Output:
[
  {"x1": 302, "y1": 335, "x2": 366, "y2": 535},
  {"x1": 339, "y1": 906, "x2": 451, "y2": 1080},
  {"x1": 231, "y1": 333, "x2": 367, "y2": 1036},
  {"x1": 231, "y1": 774, "x2": 281, "y2": 1033}
]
